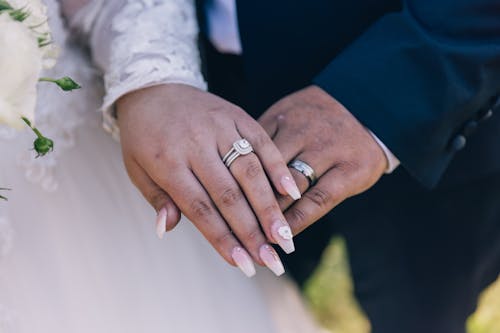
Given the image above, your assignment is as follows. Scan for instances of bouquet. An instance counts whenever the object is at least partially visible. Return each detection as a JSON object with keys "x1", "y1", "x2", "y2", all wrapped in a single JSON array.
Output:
[{"x1": 0, "y1": 0, "x2": 80, "y2": 200}]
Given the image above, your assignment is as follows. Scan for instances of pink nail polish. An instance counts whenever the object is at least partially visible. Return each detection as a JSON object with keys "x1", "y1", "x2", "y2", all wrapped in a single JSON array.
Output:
[
  {"x1": 259, "y1": 245, "x2": 285, "y2": 276},
  {"x1": 281, "y1": 176, "x2": 301, "y2": 200},
  {"x1": 271, "y1": 221, "x2": 295, "y2": 254},
  {"x1": 156, "y1": 207, "x2": 167, "y2": 239},
  {"x1": 232, "y1": 247, "x2": 256, "y2": 278}
]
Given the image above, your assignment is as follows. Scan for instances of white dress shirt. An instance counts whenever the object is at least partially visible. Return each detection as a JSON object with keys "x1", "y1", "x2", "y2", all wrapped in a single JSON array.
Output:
[
  {"x1": 206, "y1": 0, "x2": 400, "y2": 173},
  {"x1": 206, "y1": 0, "x2": 243, "y2": 54}
]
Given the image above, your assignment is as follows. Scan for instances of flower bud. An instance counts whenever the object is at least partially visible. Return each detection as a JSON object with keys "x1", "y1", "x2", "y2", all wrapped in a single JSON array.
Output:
[
  {"x1": 53, "y1": 77, "x2": 81, "y2": 91},
  {"x1": 22, "y1": 117, "x2": 54, "y2": 157},
  {"x1": 33, "y1": 136, "x2": 53, "y2": 157},
  {"x1": 39, "y1": 76, "x2": 81, "y2": 91}
]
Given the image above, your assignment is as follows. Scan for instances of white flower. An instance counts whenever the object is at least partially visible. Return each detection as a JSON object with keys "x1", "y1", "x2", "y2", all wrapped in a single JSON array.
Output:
[
  {"x1": 0, "y1": 13, "x2": 42, "y2": 129},
  {"x1": 8, "y1": 0, "x2": 58, "y2": 67},
  {"x1": 8, "y1": 0, "x2": 49, "y2": 35}
]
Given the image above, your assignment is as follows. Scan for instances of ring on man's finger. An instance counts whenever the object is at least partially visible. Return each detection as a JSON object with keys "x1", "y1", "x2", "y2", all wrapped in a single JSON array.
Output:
[{"x1": 288, "y1": 159, "x2": 317, "y2": 187}]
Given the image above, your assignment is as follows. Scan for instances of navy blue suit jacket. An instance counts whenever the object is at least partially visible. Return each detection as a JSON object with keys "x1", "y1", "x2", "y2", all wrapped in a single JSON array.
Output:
[{"x1": 205, "y1": 0, "x2": 500, "y2": 188}]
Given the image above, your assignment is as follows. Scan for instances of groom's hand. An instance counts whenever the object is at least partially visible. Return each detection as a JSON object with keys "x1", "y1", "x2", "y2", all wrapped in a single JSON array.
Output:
[
  {"x1": 116, "y1": 84, "x2": 300, "y2": 276},
  {"x1": 259, "y1": 85, "x2": 387, "y2": 235}
]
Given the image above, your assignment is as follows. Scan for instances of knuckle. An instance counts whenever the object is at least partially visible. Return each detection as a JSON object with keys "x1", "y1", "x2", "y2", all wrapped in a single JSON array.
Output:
[
  {"x1": 242, "y1": 226, "x2": 264, "y2": 244},
  {"x1": 305, "y1": 187, "x2": 333, "y2": 209},
  {"x1": 290, "y1": 207, "x2": 307, "y2": 225},
  {"x1": 277, "y1": 197, "x2": 290, "y2": 211},
  {"x1": 262, "y1": 204, "x2": 279, "y2": 217},
  {"x1": 249, "y1": 133, "x2": 269, "y2": 150},
  {"x1": 190, "y1": 198, "x2": 213, "y2": 219},
  {"x1": 214, "y1": 231, "x2": 234, "y2": 248},
  {"x1": 233, "y1": 106, "x2": 246, "y2": 114},
  {"x1": 244, "y1": 159, "x2": 262, "y2": 179},
  {"x1": 219, "y1": 187, "x2": 243, "y2": 207},
  {"x1": 347, "y1": 160, "x2": 361, "y2": 173},
  {"x1": 334, "y1": 160, "x2": 358, "y2": 175},
  {"x1": 206, "y1": 105, "x2": 226, "y2": 115}
]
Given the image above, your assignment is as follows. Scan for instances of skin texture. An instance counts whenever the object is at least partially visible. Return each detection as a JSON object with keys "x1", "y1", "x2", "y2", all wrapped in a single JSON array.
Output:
[
  {"x1": 259, "y1": 85, "x2": 387, "y2": 234},
  {"x1": 118, "y1": 83, "x2": 386, "y2": 269},
  {"x1": 116, "y1": 84, "x2": 297, "y2": 267}
]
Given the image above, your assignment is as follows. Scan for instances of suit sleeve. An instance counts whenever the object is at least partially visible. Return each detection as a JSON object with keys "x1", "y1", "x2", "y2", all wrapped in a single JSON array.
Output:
[{"x1": 313, "y1": 0, "x2": 500, "y2": 188}]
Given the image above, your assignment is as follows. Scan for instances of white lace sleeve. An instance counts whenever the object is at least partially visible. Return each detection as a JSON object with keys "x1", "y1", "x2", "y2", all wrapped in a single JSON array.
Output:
[{"x1": 71, "y1": 0, "x2": 207, "y2": 140}]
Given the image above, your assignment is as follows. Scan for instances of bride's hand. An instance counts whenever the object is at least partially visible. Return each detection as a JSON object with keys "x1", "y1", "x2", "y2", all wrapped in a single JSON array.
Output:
[{"x1": 117, "y1": 84, "x2": 300, "y2": 276}]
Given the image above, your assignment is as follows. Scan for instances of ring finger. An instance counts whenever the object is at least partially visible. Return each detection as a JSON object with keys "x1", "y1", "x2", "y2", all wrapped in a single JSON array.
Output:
[
  {"x1": 268, "y1": 126, "x2": 332, "y2": 209},
  {"x1": 191, "y1": 144, "x2": 287, "y2": 276},
  {"x1": 222, "y1": 139, "x2": 296, "y2": 254}
]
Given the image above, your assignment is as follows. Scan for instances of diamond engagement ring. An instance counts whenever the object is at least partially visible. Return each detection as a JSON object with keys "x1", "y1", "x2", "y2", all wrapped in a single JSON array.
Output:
[
  {"x1": 222, "y1": 139, "x2": 254, "y2": 168},
  {"x1": 288, "y1": 159, "x2": 317, "y2": 187}
]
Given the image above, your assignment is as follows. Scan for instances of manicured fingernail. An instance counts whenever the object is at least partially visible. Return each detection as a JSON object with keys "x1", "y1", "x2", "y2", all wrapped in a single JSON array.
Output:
[
  {"x1": 260, "y1": 245, "x2": 285, "y2": 276},
  {"x1": 271, "y1": 221, "x2": 295, "y2": 254},
  {"x1": 156, "y1": 207, "x2": 167, "y2": 239},
  {"x1": 281, "y1": 176, "x2": 301, "y2": 200},
  {"x1": 232, "y1": 247, "x2": 256, "y2": 278}
]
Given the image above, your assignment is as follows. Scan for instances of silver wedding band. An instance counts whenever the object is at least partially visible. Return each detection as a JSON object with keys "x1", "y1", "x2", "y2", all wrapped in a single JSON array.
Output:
[
  {"x1": 288, "y1": 159, "x2": 317, "y2": 187},
  {"x1": 222, "y1": 139, "x2": 254, "y2": 168}
]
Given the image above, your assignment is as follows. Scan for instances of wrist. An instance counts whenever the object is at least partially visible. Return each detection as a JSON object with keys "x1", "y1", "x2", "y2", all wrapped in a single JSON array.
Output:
[{"x1": 116, "y1": 83, "x2": 197, "y2": 116}]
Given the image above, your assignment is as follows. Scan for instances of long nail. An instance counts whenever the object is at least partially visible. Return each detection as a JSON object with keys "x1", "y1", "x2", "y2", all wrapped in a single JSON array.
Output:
[
  {"x1": 156, "y1": 207, "x2": 167, "y2": 239},
  {"x1": 281, "y1": 176, "x2": 301, "y2": 200},
  {"x1": 271, "y1": 221, "x2": 295, "y2": 254},
  {"x1": 260, "y1": 245, "x2": 285, "y2": 276},
  {"x1": 232, "y1": 247, "x2": 256, "y2": 278}
]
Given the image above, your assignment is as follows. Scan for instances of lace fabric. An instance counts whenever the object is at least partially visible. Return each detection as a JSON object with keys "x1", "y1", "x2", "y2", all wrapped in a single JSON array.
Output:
[{"x1": 72, "y1": 0, "x2": 207, "y2": 140}]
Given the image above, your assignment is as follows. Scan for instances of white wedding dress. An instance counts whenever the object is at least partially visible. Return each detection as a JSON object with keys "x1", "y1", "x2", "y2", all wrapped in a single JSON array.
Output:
[{"x1": 0, "y1": 1, "x2": 323, "y2": 332}]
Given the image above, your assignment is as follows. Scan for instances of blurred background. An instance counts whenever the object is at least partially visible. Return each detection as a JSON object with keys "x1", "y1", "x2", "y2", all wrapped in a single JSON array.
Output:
[{"x1": 305, "y1": 237, "x2": 500, "y2": 333}]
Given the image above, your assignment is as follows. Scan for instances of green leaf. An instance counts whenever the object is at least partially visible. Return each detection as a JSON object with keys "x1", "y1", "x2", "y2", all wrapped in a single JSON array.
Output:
[
  {"x1": 37, "y1": 34, "x2": 51, "y2": 48},
  {"x1": 9, "y1": 7, "x2": 30, "y2": 22},
  {"x1": 0, "y1": 188, "x2": 10, "y2": 201},
  {"x1": 0, "y1": 0, "x2": 12, "y2": 11},
  {"x1": 21, "y1": 116, "x2": 32, "y2": 127}
]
